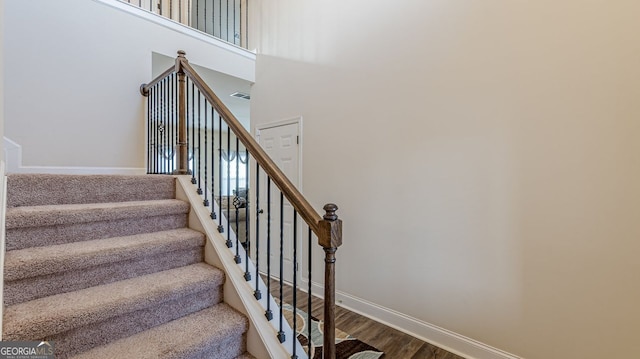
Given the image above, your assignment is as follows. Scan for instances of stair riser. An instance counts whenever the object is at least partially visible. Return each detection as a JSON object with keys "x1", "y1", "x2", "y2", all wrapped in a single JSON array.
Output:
[
  {"x1": 7, "y1": 174, "x2": 176, "y2": 207},
  {"x1": 6, "y1": 215, "x2": 187, "y2": 250},
  {"x1": 48, "y1": 288, "x2": 222, "y2": 359},
  {"x1": 5, "y1": 248, "x2": 204, "y2": 306},
  {"x1": 183, "y1": 334, "x2": 247, "y2": 359}
]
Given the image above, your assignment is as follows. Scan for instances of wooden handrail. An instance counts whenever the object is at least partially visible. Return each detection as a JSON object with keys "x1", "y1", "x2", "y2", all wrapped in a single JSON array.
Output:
[
  {"x1": 178, "y1": 56, "x2": 325, "y2": 235},
  {"x1": 141, "y1": 51, "x2": 343, "y2": 359},
  {"x1": 140, "y1": 66, "x2": 175, "y2": 96}
]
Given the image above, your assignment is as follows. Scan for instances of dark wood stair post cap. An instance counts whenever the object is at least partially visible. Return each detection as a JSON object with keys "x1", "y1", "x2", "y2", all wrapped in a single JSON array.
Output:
[
  {"x1": 323, "y1": 203, "x2": 338, "y2": 221},
  {"x1": 177, "y1": 50, "x2": 186, "y2": 57}
]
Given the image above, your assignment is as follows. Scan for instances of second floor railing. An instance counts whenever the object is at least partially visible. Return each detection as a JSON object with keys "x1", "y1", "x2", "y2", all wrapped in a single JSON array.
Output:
[
  {"x1": 122, "y1": 0, "x2": 248, "y2": 48},
  {"x1": 141, "y1": 51, "x2": 342, "y2": 359}
]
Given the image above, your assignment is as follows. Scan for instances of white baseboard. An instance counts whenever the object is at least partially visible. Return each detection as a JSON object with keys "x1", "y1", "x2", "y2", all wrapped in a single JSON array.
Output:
[
  {"x1": 4, "y1": 137, "x2": 146, "y2": 175},
  {"x1": 306, "y1": 280, "x2": 522, "y2": 359}
]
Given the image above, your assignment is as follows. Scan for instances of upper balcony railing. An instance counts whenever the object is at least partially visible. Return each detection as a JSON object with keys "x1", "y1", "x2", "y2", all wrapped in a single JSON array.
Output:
[{"x1": 120, "y1": 0, "x2": 248, "y2": 48}]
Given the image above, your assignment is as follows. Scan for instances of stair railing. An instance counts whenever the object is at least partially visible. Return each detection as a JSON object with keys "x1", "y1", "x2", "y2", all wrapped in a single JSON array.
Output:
[
  {"x1": 141, "y1": 50, "x2": 342, "y2": 359},
  {"x1": 120, "y1": 0, "x2": 249, "y2": 48}
]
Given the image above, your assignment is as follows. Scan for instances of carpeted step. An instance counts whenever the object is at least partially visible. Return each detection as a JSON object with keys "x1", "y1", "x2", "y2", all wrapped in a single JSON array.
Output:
[
  {"x1": 234, "y1": 354, "x2": 257, "y2": 359},
  {"x1": 3, "y1": 263, "x2": 225, "y2": 358},
  {"x1": 5, "y1": 199, "x2": 189, "y2": 250},
  {"x1": 4, "y1": 228, "x2": 206, "y2": 306},
  {"x1": 69, "y1": 304, "x2": 249, "y2": 359},
  {"x1": 6, "y1": 174, "x2": 176, "y2": 207}
]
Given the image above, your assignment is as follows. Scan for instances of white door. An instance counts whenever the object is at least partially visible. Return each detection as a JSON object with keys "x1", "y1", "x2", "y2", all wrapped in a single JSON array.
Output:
[{"x1": 257, "y1": 121, "x2": 300, "y2": 281}]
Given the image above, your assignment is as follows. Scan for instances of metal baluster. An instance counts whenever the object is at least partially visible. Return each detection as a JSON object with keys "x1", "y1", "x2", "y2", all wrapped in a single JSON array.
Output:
[
  {"x1": 233, "y1": 0, "x2": 237, "y2": 45},
  {"x1": 244, "y1": 148, "x2": 251, "y2": 281},
  {"x1": 185, "y1": 77, "x2": 195, "y2": 176},
  {"x1": 196, "y1": 90, "x2": 203, "y2": 194},
  {"x1": 154, "y1": 85, "x2": 158, "y2": 174},
  {"x1": 171, "y1": 74, "x2": 175, "y2": 174},
  {"x1": 210, "y1": 107, "x2": 217, "y2": 220},
  {"x1": 245, "y1": 0, "x2": 248, "y2": 48},
  {"x1": 292, "y1": 209, "x2": 298, "y2": 359},
  {"x1": 217, "y1": 115, "x2": 224, "y2": 233},
  {"x1": 211, "y1": 0, "x2": 216, "y2": 36},
  {"x1": 254, "y1": 164, "x2": 262, "y2": 299},
  {"x1": 203, "y1": 102, "x2": 209, "y2": 207},
  {"x1": 204, "y1": 0, "x2": 207, "y2": 34},
  {"x1": 308, "y1": 227, "x2": 312, "y2": 356},
  {"x1": 147, "y1": 86, "x2": 151, "y2": 174},
  {"x1": 159, "y1": 0, "x2": 163, "y2": 15},
  {"x1": 170, "y1": 0, "x2": 173, "y2": 19},
  {"x1": 226, "y1": 127, "x2": 232, "y2": 248},
  {"x1": 234, "y1": 135, "x2": 241, "y2": 264},
  {"x1": 162, "y1": 78, "x2": 167, "y2": 173},
  {"x1": 188, "y1": 0, "x2": 191, "y2": 27},
  {"x1": 226, "y1": 0, "x2": 230, "y2": 42},
  {"x1": 190, "y1": 82, "x2": 196, "y2": 183},
  {"x1": 219, "y1": 0, "x2": 222, "y2": 41},
  {"x1": 170, "y1": 74, "x2": 175, "y2": 173},
  {"x1": 265, "y1": 177, "x2": 273, "y2": 321},
  {"x1": 277, "y1": 192, "x2": 285, "y2": 343}
]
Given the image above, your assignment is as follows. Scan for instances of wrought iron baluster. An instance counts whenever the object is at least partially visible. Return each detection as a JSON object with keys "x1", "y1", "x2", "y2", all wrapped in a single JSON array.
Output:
[
  {"x1": 203, "y1": 102, "x2": 209, "y2": 207},
  {"x1": 265, "y1": 177, "x2": 273, "y2": 321},
  {"x1": 169, "y1": 75, "x2": 173, "y2": 173},
  {"x1": 190, "y1": 81, "x2": 196, "y2": 183},
  {"x1": 234, "y1": 135, "x2": 241, "y2": 264},
  {"x1": 291, "y1": 209, "x2": 298, "y2": 358},
  {"x1": 196, "y1": 90, "x2": 203, "y2": 194},
  {"x1": 254, "y1": 164, "x2": 262, "y2": 299},
  {"x1": 162, "y1": 78, "x2": 168, "y2": 173},
  {"x1": 217, "y1": 115, "x2": 224, "y2": 234},
  {"x1": 148, "y1": 86, "x2": 152, "y2": 173},
  {"x1": 210, "y1": 107, "x2": 217, "y2": 220},
  {"x1": 244, "y1": 148, "x2": 251, "y2": 281},
  {"x1": 226, "y1": 128, "x2": 232, "y2": 248},
  {"x1": 277, "y1": 192, "x2": 285, "y2": 343},
  {"x1": 308, "y1": 227, "x2": 312, "y2": 356}
]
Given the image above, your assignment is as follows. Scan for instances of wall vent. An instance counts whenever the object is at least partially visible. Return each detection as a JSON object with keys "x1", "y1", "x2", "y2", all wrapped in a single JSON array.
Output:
[{"x1": 230, "y1": 92, "x2": 251, "y2": 100}]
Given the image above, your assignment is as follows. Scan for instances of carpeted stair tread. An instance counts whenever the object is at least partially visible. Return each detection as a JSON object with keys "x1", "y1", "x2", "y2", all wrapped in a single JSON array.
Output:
[
  {"x1": 69, "y1": 304, "x2": 249, "y2": 359},
  {"x1": 3, "y1": 263, "x2": 224, "y2": 340},
  {"x1": 5, "y1": 199, "x2": 189, "y2": 229},
  {"x1": 7, "y1": 174, "x2": 176, "y2": 207},
  {"x1": 4, "y1": 228, "x2": 205, "y2": 281},
  {"x1": 234, "y1": 354, "x2": 256, "y2": 359}
]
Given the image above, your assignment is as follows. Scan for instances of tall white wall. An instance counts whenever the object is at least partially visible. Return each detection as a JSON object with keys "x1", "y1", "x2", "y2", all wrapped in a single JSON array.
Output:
[
  {"x1": 4, "y1": 0, "x2": 254, "y2": 170},
  {"x1": 249, "y1": 1, "x2": 640, "y2": 358},
  {"x1": 0, "y1": 0, "x2": 5, "y2": 157}
]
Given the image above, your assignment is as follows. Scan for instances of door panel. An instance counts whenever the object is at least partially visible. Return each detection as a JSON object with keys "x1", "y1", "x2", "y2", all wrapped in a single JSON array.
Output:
[{"x1": 257, "y1": 122, "x2": 299, "y2": 281}]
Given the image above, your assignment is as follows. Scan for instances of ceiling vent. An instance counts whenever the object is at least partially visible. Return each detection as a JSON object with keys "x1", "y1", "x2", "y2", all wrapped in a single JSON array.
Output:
[{"x1": 230, "y1": 92, "x2": 251, "y2": 100}]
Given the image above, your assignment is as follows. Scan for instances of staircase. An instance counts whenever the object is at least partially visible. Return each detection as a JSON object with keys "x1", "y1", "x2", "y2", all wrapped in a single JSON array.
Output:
[{"x1": 2, "y1": 173, "x2": 254, "y2": 359}]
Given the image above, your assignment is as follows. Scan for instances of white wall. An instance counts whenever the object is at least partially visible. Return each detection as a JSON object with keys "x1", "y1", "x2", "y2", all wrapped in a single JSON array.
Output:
[
  {"x1": 0, "y1": 0, "x2": 5, "y2": 155},
  {"x1": 4, "y1": 0, "x2": 254, "y2": 170},
  {"x1": 249, "y1": 1, "x2": 640, "y2": 358}
]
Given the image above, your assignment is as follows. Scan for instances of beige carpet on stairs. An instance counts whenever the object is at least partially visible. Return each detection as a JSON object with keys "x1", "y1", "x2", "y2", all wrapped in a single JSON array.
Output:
[{"x1": 3, "y1": 174, "x2": 255, "y2": 359}]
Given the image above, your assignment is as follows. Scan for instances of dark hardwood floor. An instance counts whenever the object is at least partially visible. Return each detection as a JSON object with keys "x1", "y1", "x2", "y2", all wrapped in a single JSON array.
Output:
[{"x1": 267, "y1": 277, "x2": 465, "y2": 359}]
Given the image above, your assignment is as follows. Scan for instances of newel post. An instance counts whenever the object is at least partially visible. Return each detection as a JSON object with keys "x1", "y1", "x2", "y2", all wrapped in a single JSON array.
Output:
[
  {"x1": 318, "y1": 203, "x2": 342, "y2": 359},
  {"x1": 173, "y1": 50, "x2": 190, "y2": 175}
]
